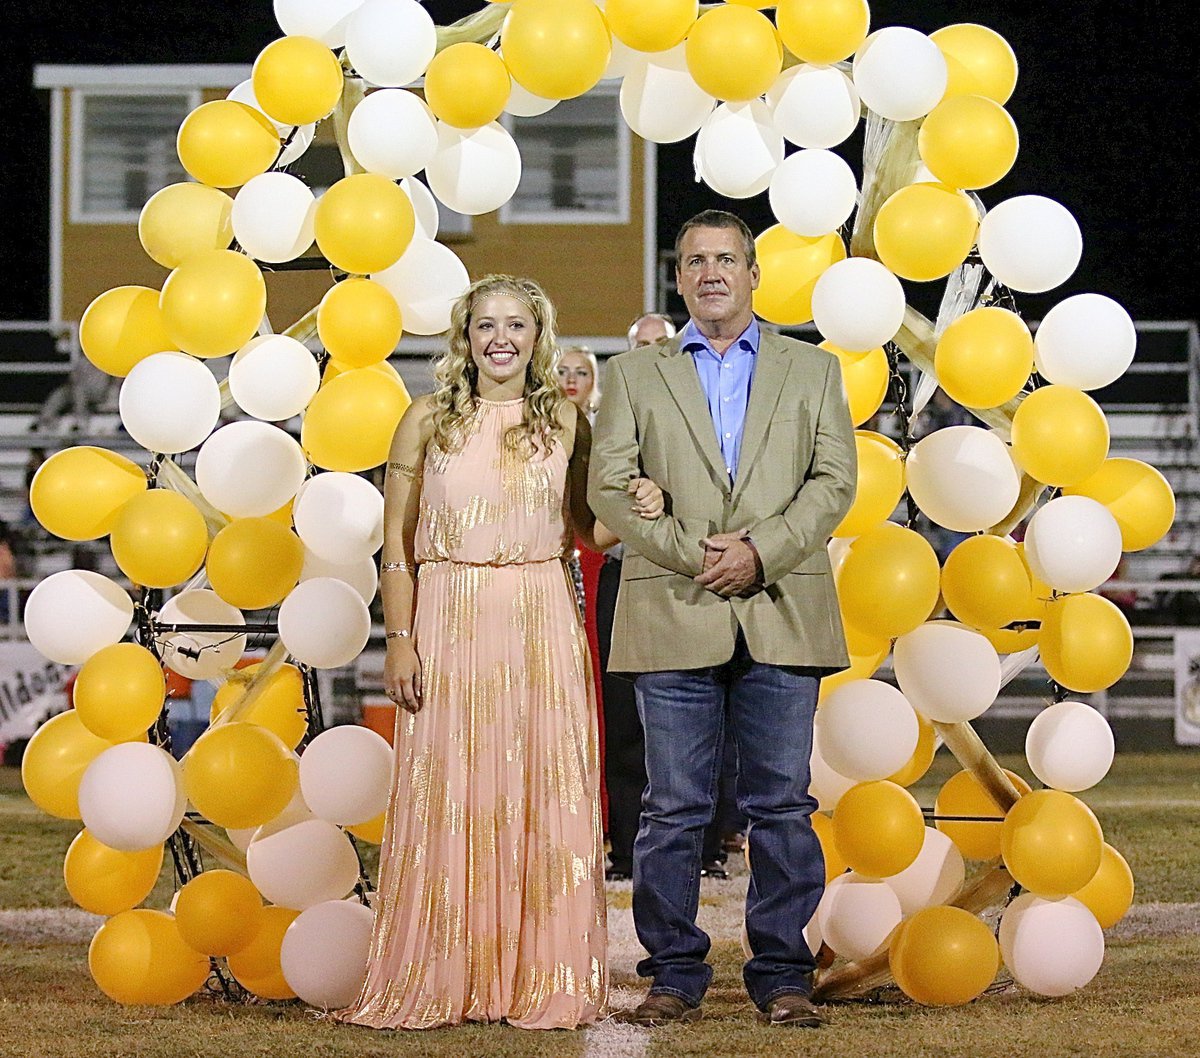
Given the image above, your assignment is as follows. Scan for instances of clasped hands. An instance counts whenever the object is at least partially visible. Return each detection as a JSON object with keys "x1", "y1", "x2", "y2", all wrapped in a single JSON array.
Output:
[{"x1": 695, "y1": 529, "x2": 762, "y2": 598}]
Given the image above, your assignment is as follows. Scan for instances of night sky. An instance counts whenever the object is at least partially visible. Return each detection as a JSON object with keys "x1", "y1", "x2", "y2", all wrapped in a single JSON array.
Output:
[{"x1": 5, "y1": 0, "x2": 1195, "y2": 326}]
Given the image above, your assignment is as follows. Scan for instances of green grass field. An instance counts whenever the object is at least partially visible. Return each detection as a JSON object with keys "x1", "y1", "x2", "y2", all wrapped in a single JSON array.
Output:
[{"x1": 1, "y1": 751, "x2": 1198, "y2": 1058}]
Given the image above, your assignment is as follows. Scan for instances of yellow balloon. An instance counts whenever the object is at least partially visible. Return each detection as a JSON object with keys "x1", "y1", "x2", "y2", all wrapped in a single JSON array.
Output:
[
  {"x1": 832, "y1": 780, "x2": 925, "y2": 878},
  {"x1": 500, "y1": 0, "x2": 612, "y2": 101},
  {"x1": 211, "y1": 663, "x2": 308, "y2": 750},
  {"x1": 1063, "y1": 457, "x2": 1176, "y2": 552},
  {"x1": 74, "y1": 643, "x2": 166, "y2": 743},
  {"x1": 606, "y1": 0, "x2": 697, "y2": 52},
  {"x1": 834, "y1": 431, "x2": 905, "y2": 538},
  {"x1": 303, "y1": 365, "x2": 412, "y2": 472},
  {"x1": 890, "y1": 905, "x2": 1000, "y2": 1006},
  {"x1": 1011, "y1": 385, "x2": 1110, "y2": 486},
  {"x1": 317, "y1": 278, "x2": 402, "y2": 368},
  {"x1": 184, "y1": 722, "x2": 298, "y2": 830},
  {"x1": 811, "y1": 810, "x2": 849, "y2": 884},
  {"x1": 227, "y1": 905, "x2": 299, "y2": 999},
  {"x1": 931, "y1": 23, "x2": 1019, "y2": 105},
  {"x1": 175, "y1": 869, "x2": 265, "y2": 956},
  {"x1": 110, "y1": 490, "x2": 209, "y2": 589},
  {"x1": 88, "y1": 909, "x2": 211, "y2": 1006},
  {"x1": 138, "y1": 183, "x2": 234, "y2": 270},
  {"x1": 685, "y1": 6, "x2": 782, "y2": 102},
  {"x1": 976, "y1": 541, "x2": 1051, "y2": 653},
  {"x1": 941, "y1": 534, "x2": 1032, "y2": 630},
  {"x1": 919, "y1": 95, "x2": 1019, "y2": 190},
  {"x1": 1039, "y1": 593, "x2": 1133, "y2": 693},
  {"x1": 752, "y1": 226, "x2": 846, "y2": 326},
  {"x1": 252, "y1": 35, "x2": 344, "y2": 127},
  {"x1": 322, "y1": 356, "x2": 404, "y2": 386},
  {"x1": 159, "y1": 249, "x2": 267, "y2": 360},
  {"x1": 935, "y1": 306, "x2": 1032, "y2": 409},
  {"x1": 935, "y1": 768, "x2": 1030, "y2": 860},
  {"x1": 80, "y1": 286, "x2": 174, "y2": 377},
  {"x1": 777, "y1": 0, "x2": 870, "y2": 65},
  {"x1": 887, "y1": 711, "x2": 937, "y2": 787},
  {"x1": 838, "y1": 522, "x2": 941, "y2": 639},
  {"x1": 424, "y1": 42, "x2": 511, "y2": 129},
  {"x1": 176, "y1": 99, "x2": 281, "y2": 189},
  {"x1": 347, "y1": 810, "x2": 386, "y2": 845},
  {"x1": 822, "y1": 341, "x2": 889, "y2": 426},
  {"x1": 314, "y1": 174, "x2": 415, "y2": 276},
  {"x1": 29, "y1": 447, "x2": 147, "y2": 541},
  {"x1": 873, "y1": 182, "x2": 979, "y2": 282},
  {"x1": 206, "y1": 518, "x2": 304, "y2": 611},
  {"x1": 1001, "y1": 789, "x2": 1103, "y2": 898},
  {"x1": 818, "y1": 640, "x2": 889, "y2": 701},
  {"x1": 64, "y1": 828, "x2": 163, "y2": 916},
  {"x1": 1072, "y1": 842, "x2": 1135, "y2": 929},
  {"x1": 22, "y1": 711, "x2": 117, "y2": 820}
]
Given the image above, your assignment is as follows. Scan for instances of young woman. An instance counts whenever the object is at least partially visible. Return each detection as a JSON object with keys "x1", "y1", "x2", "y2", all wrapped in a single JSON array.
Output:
[{"x1": 337, "y1": 275, "x2": 660, "y2": 1030}]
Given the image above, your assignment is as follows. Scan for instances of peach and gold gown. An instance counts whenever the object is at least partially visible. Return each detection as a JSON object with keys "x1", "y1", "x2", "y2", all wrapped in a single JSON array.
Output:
[{"x1": 339, "y1": 397, "x2": 607, "y2": 1030}]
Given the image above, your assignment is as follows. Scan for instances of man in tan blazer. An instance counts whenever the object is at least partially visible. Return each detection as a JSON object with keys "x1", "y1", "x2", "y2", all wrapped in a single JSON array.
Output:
[{"x1": 589, "y1": 210, "x2": 856, "y2": 1028}]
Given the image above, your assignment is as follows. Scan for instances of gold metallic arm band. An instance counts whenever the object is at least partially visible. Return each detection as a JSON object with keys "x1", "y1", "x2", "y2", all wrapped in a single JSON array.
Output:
[
  {"x1": 381, "y1": 561, "x2": 414, "y2": 573},
  {"x1": 387, "y1": 461, "x2": 421, "y2": 479},
  {"x1": 385, "y1": 629, "x2": 411, "y2": 639}
]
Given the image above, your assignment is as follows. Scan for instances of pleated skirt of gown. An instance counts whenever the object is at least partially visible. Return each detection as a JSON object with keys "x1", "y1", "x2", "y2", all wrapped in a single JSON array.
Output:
[{"x1": 337, "y1": 557, "x2": 608, "y2": 1030}]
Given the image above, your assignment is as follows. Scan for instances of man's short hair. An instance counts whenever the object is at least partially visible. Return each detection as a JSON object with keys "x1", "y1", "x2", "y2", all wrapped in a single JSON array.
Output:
[
  {"x1": 674, "y1": 209, "x2": 757, "y2": 270},
  {"x1": 627, "y1": 313, "x2": 677, "y2": 347}
]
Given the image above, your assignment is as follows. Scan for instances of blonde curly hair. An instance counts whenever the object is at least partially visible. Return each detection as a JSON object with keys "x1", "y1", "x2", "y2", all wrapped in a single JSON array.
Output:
[{"x1": 430, "y1": 274, "x2": 566, "y2": 457}]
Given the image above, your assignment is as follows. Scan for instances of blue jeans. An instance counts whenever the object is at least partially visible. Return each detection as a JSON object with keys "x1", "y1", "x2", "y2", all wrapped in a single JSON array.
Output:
[{"x1": 632, "y1": 635, "x2": 824, "y2": 1010}]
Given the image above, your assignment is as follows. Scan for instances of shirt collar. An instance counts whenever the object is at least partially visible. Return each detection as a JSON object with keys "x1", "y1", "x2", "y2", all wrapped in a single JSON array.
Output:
[{"x1": 680, "y1": 318, "x2": 761, "y2": 361}]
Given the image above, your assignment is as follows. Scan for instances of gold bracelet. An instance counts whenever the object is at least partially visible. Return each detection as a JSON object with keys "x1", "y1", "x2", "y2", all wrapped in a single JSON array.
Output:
[
  {"x1": 381, "y1": 561, "x2": 413, "y2": 573},
  {"x1": 385, "y1": 629, "x2": 411, "y2": 639}
]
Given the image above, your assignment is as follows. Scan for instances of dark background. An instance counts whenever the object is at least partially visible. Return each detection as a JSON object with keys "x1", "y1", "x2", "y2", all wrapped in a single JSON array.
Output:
[{"x1": 5, "y1": 0, "x2": 1196, "y2": 326}]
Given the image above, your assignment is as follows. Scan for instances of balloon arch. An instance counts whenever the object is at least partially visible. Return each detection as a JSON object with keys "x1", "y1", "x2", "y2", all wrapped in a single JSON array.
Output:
[{"x1": 19, "y1": 0, "x2": 1171, "y2": 1012}]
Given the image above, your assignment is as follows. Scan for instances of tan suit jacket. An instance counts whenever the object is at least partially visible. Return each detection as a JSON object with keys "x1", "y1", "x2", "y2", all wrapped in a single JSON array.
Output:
[{"x1": 588, "y1": 328, "x2": 857, "y2": 673}]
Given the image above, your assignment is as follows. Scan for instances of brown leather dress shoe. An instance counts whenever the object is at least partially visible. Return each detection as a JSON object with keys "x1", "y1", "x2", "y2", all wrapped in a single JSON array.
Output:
[
  {"x1": 620, "y1": 993, "x2": 703, "y2": 1026},
  {"x1": 758, "y1": 992, "x2": 824, "y2": 1027}
]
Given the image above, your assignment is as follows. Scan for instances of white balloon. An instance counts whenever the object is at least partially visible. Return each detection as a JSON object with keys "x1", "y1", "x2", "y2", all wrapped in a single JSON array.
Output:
[
  {"x1": 78, "y1": 743, "x2": 187, "y2": 852},
  {"x1": 373, "y1": 238, "x2": 470, "y2": 335},
  {"x1": 247, "y1": 817, "x2": 360, "y2": 910},
  {"x1": 119, "y1": 352, "x2": 221, "y2": 454},
  {"x1": 155, "y1": 590, "x2": 247, "y2": 680},
  {"x1": 1023, "y1": 496, "x2": 1123, "y2": 594},
  {"x1": 1034, "y1": 294, "x2": 1136, "y2": 391},
  {"x1": 999, "y1": 894, "x2": 1105, "y2": 997},
  {"x1": 231, "y1": 172, "x2": 316, "y2": 264},
  {"x1": 195, "y1": 421, "x2": 308, "y2": 519},
  {"x1": 815, "y1": 680, "x2": 919, "y2": 782},
  {"x1": 281, "y1": 899, "x2": 374, "y2": 1008},
  {"x1": 504, "y1": 79, "x2": 559, "y2": 118},
  {"x1": 600, "y1": 34, "x2": 642, "y2": 82},
  {"x1": 1025, "y1": 701, "x2": 1115, "y2": 793},
  {"x1": 300, "y1": 551, "x2": 378, "y2": 604},
  {"x1": 24, "y1": 570, "x2": 134, "y2": 666},
  {"x1": 274, "y1": 0, "x2": 366, "y2": 47},
  {"x1": 347, "y1": 88, "x2": 438, "y2": 179},
  {"x1": 769, "y1": 149, "x2": 858, "y2": 237},
  {"x1": 425, "y1": 121, "x2": 522, "y2": 216},
  {"x1": 227, "y1": 826, "x2": 256, "y2": 854},
  {"x1": 768, "y1": 64, "x2": 861, "y2": 150},
  {"x1": 978, "y1": 195, "x2": 1083, "y2": 294},
  {"x1": 852, "y1": 27, "x2": 947, "y2": 122},
  {"x1": 399, "y1": 177, "x2": 440, "y2": 240},
  {"x1": 884, "y1": 827, "x2": 966, "y2": 916},
  {"x1": 817, "y1": 873, "x2": 903, "y2": 961},
  {"x1": 229, "y1": 335, "x2": 320, "y2": 421},
  {"x1": 893, "y1": 622, "x2": 1001, "y2": 724},
  {"x1": 620, "y1": 44, "x2": 714, "y2": 144},
  {"x1": 278, "y1": 121, "x2": 316, "y2": 166},
  {"x1": 300, "y1": 726, "x2": 392, "y2": 825},
  {"x1": 344, "y1": 0, "x2": 437, "y2": 88},
  {"x1": 696, "y1": 100, "x2": 783, "y2": 199},
  {"x1": 810, "y1": 729, "x2": 856, "y2": 812},
  {"x1": 278, "y1": 578, "x2": 371, "y2": 668},
  {"x1": 905, "y1": 426, "x2": 1021, "y2": 532},
  {"x1": 253, "y1": 781, "x2": 314, "y2": 841},
  {"x1": 811, "y1": 257, "x2": 906, "y2": 352},
  {"x1": 293, "y1": 472, "x2": 384, "y2": 564}
]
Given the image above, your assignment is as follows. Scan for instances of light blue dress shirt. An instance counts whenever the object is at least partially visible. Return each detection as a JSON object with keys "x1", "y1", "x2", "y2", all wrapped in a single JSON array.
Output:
[{"x1": 679, "y1": 318, "x2": 760, "y2": 481}]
